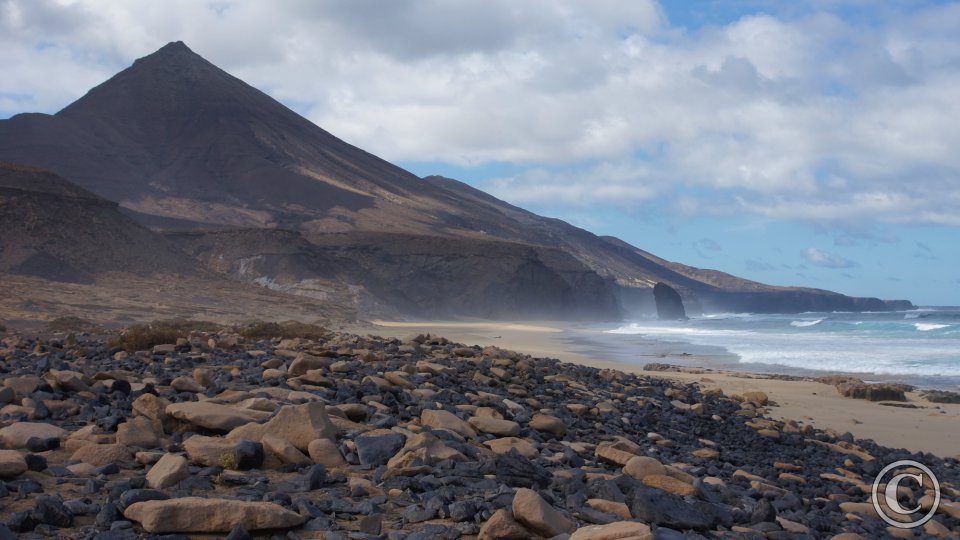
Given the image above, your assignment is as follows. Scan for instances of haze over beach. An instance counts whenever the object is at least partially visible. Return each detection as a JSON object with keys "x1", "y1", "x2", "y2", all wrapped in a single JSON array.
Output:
[{"x1": 1, "y1": 1, "x2": 960, "y2": 538}]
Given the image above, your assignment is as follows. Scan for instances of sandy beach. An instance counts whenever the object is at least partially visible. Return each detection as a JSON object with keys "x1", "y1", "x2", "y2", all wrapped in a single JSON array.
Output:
[{"x1": 361, "y1": 319, "x2": 960, "y2": 458}]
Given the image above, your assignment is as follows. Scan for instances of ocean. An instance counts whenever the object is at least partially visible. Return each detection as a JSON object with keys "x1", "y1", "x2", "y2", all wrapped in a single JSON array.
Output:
[{"x1": 585, "y1": 307, "x2": 960, "y2": 391}]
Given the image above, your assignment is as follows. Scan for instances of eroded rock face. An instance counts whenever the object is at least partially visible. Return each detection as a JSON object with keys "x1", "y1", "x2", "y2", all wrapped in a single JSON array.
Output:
[
  {"x1": 653, "y1": 282, "x2": 687, "y2": 320},
  {"x1": 124, "y1": 497, "x2": 304, "y2": 532}
]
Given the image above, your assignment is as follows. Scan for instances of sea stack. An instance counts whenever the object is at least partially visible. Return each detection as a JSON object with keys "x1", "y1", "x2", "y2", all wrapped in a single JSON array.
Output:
[{"x1": 653, "y1": 282, "x2": 687, "y2": 320}]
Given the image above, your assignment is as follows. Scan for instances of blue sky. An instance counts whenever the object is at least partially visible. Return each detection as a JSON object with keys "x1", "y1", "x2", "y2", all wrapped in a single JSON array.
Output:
[{"x1": 2, "y1": 0, "x2": 959, "y2": 305}]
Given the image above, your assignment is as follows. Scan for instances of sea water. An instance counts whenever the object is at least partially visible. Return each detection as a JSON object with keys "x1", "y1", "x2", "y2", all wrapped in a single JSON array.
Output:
[{"x1": 598, "y1": 307, "x2": 960, "y2": 391}]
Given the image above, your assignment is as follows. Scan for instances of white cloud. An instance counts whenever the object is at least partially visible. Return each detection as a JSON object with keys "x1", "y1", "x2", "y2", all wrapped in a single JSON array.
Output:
[
  {"x1": 1, "y1": 1, "x2": 959, "y2": 228},
  {"x1": 804, "y1": 247, "x2": 857, "y2": 268}
]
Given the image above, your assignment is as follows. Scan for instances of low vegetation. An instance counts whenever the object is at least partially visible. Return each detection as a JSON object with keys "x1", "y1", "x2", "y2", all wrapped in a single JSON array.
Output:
[
  {"x1": 108, "y1": 319, "x2": 222, "y2": 352},
  {"x1": 47, "y1": 316, "x2": 92, "y2": 332},
  {"x1": 218, "y1": 451, "x2": 239, "y2": 471},
  {"x1": 235, "y1": 320, "x2": 329, "y2": 341}
]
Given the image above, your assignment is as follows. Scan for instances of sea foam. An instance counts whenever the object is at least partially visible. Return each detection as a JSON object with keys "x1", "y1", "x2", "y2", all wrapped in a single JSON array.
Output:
[
  {"x1": 790, "y1": 319, "x2": 824, "y2": 328},
  {"x1": 915, "y1": 323, "x2": 950, "y2": 331}
]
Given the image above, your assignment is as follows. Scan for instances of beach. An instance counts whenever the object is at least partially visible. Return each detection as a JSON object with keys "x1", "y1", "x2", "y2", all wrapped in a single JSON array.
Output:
[{"x1": 362, "y1": 319, "x2": 960, "y2": 458}]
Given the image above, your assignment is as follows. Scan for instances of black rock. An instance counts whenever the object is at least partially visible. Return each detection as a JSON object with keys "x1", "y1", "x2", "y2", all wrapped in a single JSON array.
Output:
[
  {"x1": 8, "y1": 477, "x2": 44, "y2": 495},
  {"x1": 96, "y1": 463, "x2": 121, "y2": 475},
  {"x1": 31, "y1": 496, "x2": 73, "y2": 527},
  {"x1": 403, "y1": 504, "x2": 438, "y2": 523},
  {"x1": 96, "y1": 501, "x2": 121, "y2": 528},
  {"x1": 494, "y1": 450, "x2": 551, "y2": 488},
  {"x1": 631, "y1": 486, "x2": 711, "y2": 530},
  {"x1": 448, "y1": 500, "x2": 478, "y2": 522},
  {"x1": 749, "y1": 498, "x2": 777, "y2": 524},
  {"x1": 25, "y1": 436, "x2": 60, "y2": 452},
  {"x1": 233, "y1": 440, "x2": 264, "y2": 470},
  {"x1": 356, "y1": 431, "x2": 406, "y2": 468},
  {"x1": 24, "y1": 453, "x2": 48, "y2": 472},
  {"x1": 63, "y1": 499, "x2": 99, "y2": 515},
  {"x1": 653, "y1": 282, "x2": 688, "y2": 320},
  {"x1": 225, "y1": 523, "x2": 252, "y2": 540},
  {"x1": 117, "y1": 488, "x2": 169, "y2": 511},
  {"x1": 304, "y1": 464, "x2": 326, "y2": 490},
  {"x1": 0, "y1": 523, "x2": 16, "y2": 540},
  {"x1": 92, "y1": 530, "x2": 138, "y2": 540},
  {"x1": 7, "y1": 511, "x2": 36, "y2": 533}
]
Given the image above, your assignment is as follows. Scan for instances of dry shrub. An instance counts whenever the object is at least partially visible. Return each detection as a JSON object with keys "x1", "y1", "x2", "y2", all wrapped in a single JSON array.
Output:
[
  {"x1": 109, "y1": 318, "x2": 222, "y2": 352},
  {"x1": 236, "y1": 320, "x2": 329, "y2": 341},
  {"x1": 47, "y1": 316, "x2": 92, "y2": 332}
]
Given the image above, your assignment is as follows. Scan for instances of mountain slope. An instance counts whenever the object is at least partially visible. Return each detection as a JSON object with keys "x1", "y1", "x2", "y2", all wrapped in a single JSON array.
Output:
[
  {"x1": 0, "y1": 42, "x2": 909, "y2": 316},
  {"x1": 0, "y1": 162, "x2": 201, "y2": 282}
]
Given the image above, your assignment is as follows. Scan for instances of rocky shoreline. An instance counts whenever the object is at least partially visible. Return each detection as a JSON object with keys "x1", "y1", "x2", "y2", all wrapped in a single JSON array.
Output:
[{"x1": 0, "y1": 327, "x2": 958, "y2": 539}]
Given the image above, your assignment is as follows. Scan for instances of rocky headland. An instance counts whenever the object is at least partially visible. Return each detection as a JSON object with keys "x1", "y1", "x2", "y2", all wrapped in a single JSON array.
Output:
[{"x1": 0, "y1": 325, "x2": 958, "y2": 539}]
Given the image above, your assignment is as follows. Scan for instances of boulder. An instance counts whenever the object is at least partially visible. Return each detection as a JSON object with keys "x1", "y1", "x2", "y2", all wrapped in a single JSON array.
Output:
[
  {"x1": 288, "y1": 353, "x2": 329, "y2": 376},
  {"x1": 468, "y1": 416, "x2": 521, "y2": 437},
  {"x1": 0, "y1": 449, "x2": 27, "y2": 478},
  {"x1": 226, "y1": 402, "x2": 337, "y2": 451},
  {"x1": 653, "y1": 282, "x2": 687, "y2": 320},
  {"x1": 166, "y1": 401, "x2": 269, "y2": 432},
  {"x1": 116, "y1": 416, "x2": 163, "y2": 449},
  {"x1": 170, "y1": 376, "x2": 205, "y2": 393},
  {"x1": 512, "y1": 487, "x2": 576, "y2": 537},
  {"x1": 145, "y1": 453, "x2": 189, "y2": 489},
  {"x1": 262, "y1": 434, "x2": 310, "y2": 466},
  {"x1": 624, "y1": 456, "x2": 667, "y2": 481},
  {"x1": 355, "y1": 430, "x2": 406, "y2": 468},
  {"x1": 421, "y1": 409, "x2": 475, "y2": 438},
  {"x1": 71, "y1": 443, "x2": 132, "y2": 466},
  {"x1": 182, "y1": 435, "x2": 262, "y2": 469},
  {"x1": 124, "y1": 497, "x2": 304, "y2": 533},
  {"x1": 0, "y1": 422, "x2": 67, "y2": 449},
  {"x1": 570, "y1": 522, "x2": 653, "y2": 540},
  {"x1": 478, "y1": 509, "x2": 530, "y2": 540},
  {"x1": 388, "y1": 432, "x2": 467, "y2": 469},
  {"x1": 596, "y1": 445, "x2": 636, "y2": 466},
  {"x1": 642, "y1": 474, "x2": 697, "y2": 497},
  {"x1": 44, "y1": 369, "x2": 91, "y2": 392},
  {"x1": 529, "y1": 413, "x2": 565, "y2": 436},
  {"x1": 585, "y1": 499, "x2": 633, "y2": 520},
  {"x1": 307, "y1": 438, "x2": 346, "y2": 468},
  {"x1": 836, "y1": 382, "x2": 908, "y2": 402},
  {"x1": 485, "y1": 437, "x2": 539, "y2": 459},
  {"x1": 742, "y1": 391, "x2": 769, "y2": 406}
]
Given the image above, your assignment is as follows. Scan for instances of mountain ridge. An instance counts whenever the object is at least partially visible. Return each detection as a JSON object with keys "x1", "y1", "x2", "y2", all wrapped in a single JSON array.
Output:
[{"x1": 0, "y1": 41, "x2": 912, "y2": 317}]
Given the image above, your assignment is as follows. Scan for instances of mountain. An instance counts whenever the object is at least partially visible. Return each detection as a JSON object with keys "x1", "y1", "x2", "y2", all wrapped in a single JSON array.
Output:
[
  {"x1": 0, "y1": 162, "x2": 199, "y2": 283},
  {"x1": 0, "y1": 42, "x2": 911, "y2": 317}
]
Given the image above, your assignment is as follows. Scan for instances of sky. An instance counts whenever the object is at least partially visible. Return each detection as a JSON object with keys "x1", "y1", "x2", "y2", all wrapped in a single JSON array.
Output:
[{"x1": 2, "y1": 0, "x2": 959, "y2": 306}]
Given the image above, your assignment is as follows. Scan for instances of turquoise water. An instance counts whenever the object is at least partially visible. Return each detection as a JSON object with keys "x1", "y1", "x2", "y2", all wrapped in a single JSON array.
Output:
[{"x1": 600, "y1": 307, "x2": 960, "y2": 391}]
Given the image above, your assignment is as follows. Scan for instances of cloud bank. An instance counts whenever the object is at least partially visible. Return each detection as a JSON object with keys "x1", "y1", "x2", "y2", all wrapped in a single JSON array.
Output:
[{"x1": 1, "y1": 0, "x2": 959, "y2": 230}]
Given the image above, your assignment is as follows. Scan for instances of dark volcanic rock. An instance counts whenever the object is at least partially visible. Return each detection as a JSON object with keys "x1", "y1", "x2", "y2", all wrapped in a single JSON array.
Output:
[
  {"x1": 631, "y1": 486, "x2": 712, "y2": 530},
  {"x1": 355, "y1": 431, "x2": 405, "y2": 468},
  {"x1": 494, "y1": 450, "x2": 551, "y2": 489},
  {"x1": 653, "y1": 282, "x2": 687, "y2": 320},
  {"x1": 31, "y1": 496, "x2": 72, "y2": 528}
]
